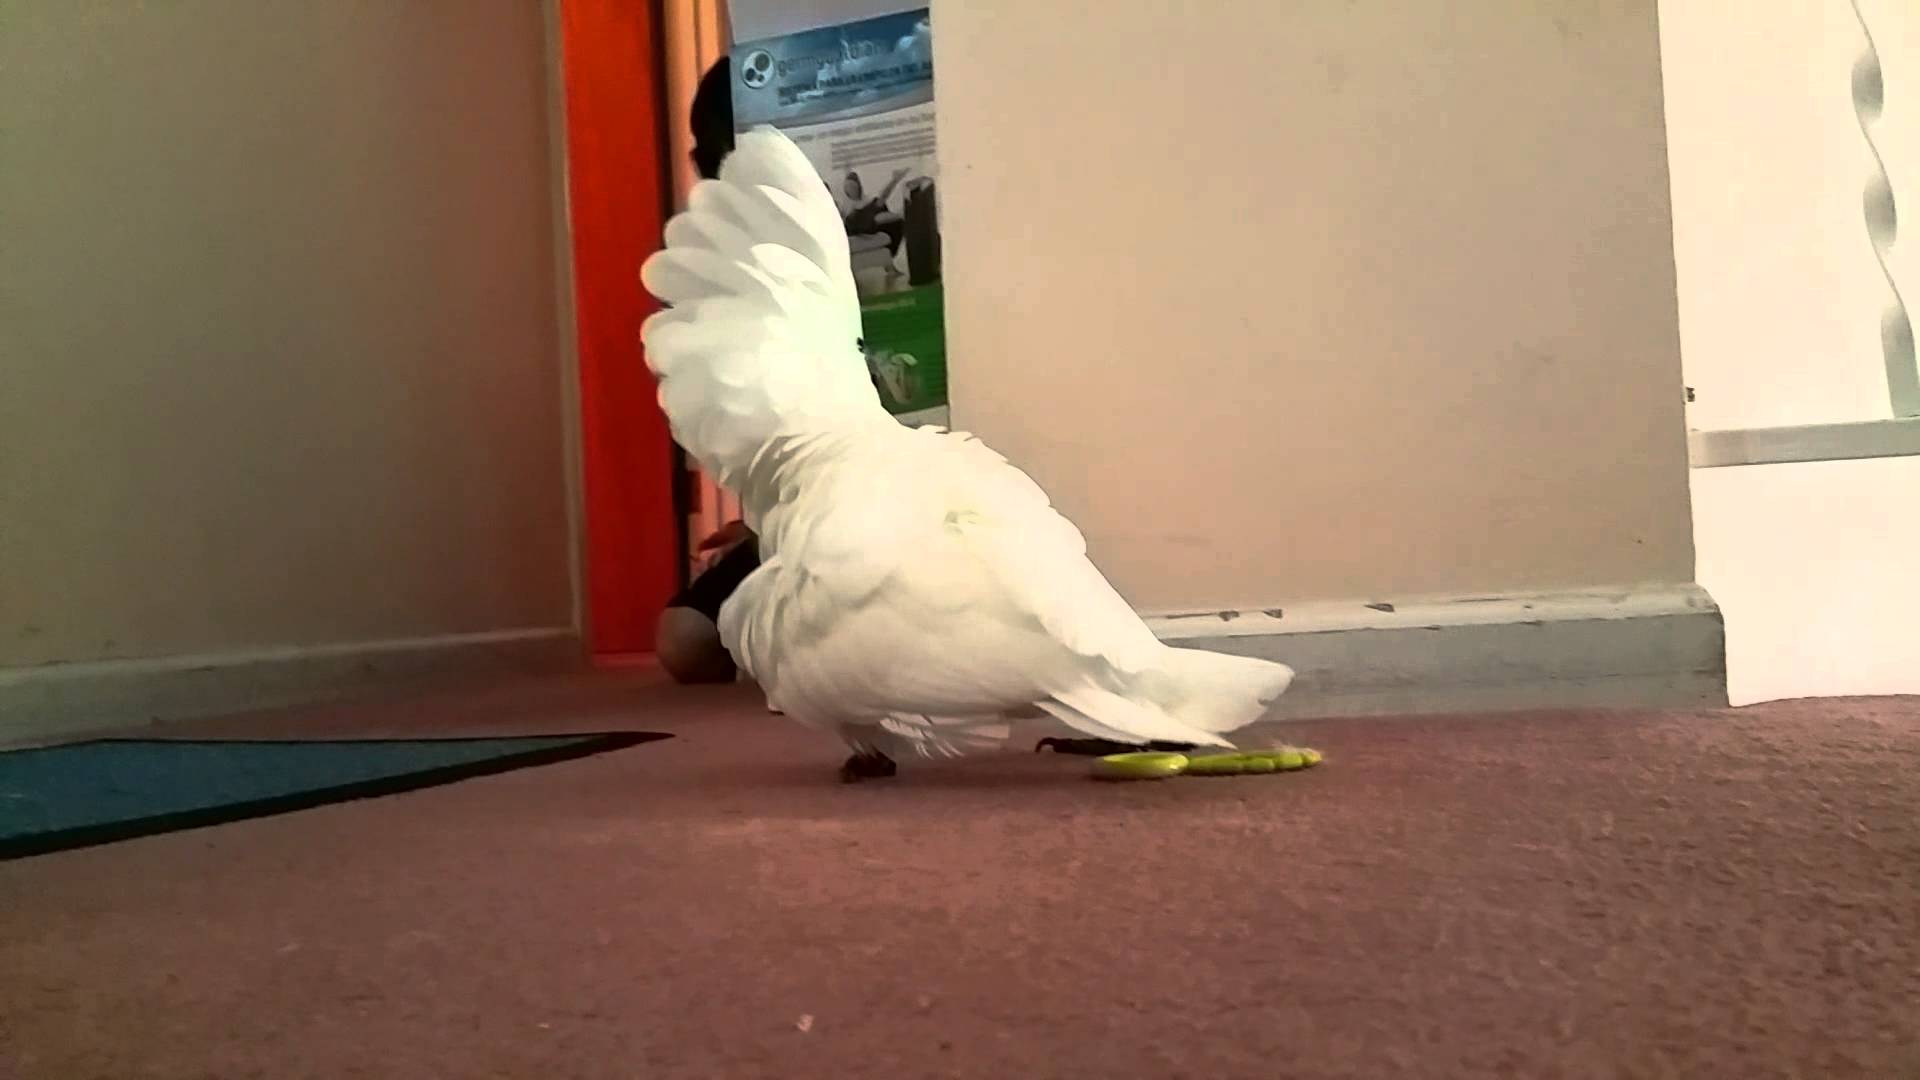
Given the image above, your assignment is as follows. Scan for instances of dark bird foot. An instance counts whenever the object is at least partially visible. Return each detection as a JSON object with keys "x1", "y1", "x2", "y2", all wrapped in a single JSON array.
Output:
[
  {"x1": 1034, "y1": 737, "x2": 1200, "y2": 756},
  {"x1": 839, "y1": 751, "x2": 898, "y2": 783}
]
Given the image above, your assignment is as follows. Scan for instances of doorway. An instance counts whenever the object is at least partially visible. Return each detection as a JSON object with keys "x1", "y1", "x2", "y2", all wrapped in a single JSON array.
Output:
[{"x1": 556, "y1": 0, "x2": 684, "y2": 658}]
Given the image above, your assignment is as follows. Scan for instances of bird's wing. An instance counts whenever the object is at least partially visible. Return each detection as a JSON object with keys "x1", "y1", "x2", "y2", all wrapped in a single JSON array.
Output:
[
  {"x1": 929, "y1": 430, "x2": 1168, "y2": 673},
  {"x1": 640, "y1": 126, "x2": 886, "y2": 492}
]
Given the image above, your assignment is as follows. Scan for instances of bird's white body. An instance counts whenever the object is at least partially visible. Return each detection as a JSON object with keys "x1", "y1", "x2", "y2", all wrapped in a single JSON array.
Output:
[{"x1": 641, "y1": 127, "x2": 1293, "y2": 762}]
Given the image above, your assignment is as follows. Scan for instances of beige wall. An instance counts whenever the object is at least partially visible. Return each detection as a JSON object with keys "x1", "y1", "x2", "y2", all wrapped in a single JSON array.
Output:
[
  {"x1": 0, "y1": 1, "x2": 574, "y2": 668},
  {"x1": 934, "y1": 0, "x2": 1697, "y2": 612}
]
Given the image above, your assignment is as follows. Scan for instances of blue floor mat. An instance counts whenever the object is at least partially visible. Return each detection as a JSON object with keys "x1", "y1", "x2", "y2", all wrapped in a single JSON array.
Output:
[{"x1": 0, "y1": 733, "x2": 669, "y2": 860}]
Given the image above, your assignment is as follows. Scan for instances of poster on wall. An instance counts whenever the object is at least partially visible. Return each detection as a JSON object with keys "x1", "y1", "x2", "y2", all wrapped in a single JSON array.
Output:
[{"x1": 730, "y1": 7, "x2": 947, "y2": 427}]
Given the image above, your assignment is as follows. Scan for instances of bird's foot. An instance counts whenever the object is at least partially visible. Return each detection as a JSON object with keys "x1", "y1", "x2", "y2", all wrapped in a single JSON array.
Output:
[
  {"x1": 1034, "y1": 737, "x2": 1200, "y2": 756},
  {"x1": 839, "y1": 751, "x2": 898, "y2": 783}
]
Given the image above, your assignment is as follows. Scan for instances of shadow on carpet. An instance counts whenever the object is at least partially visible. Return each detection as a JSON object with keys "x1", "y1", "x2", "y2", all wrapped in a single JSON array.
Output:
[{"x1": 0, "y1": 733, "x2": 670, "y2": 860}]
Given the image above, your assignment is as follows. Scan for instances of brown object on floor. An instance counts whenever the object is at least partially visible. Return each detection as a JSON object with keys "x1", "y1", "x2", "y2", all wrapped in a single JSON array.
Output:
[
  {"x1": 3, "y1": 675, "x2": 1917, "y2": 1079},
  {"x1": 654, "y1": 605, "x2": 738, "y2": 685}
]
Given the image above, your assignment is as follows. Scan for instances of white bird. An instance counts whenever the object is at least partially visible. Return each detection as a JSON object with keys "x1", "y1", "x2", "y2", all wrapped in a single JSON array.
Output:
[{"x1": 640, "y1": 126, "x2": 1294, "y2": 780}]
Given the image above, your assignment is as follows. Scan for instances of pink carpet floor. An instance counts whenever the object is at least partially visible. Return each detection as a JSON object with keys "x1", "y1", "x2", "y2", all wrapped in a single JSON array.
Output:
[{"x1": 3, "y1": 673, "x2": 1917, "y2": 1079}]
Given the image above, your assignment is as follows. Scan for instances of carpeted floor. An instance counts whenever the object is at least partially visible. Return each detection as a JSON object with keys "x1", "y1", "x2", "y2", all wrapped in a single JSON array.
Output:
[{"x1": 3, "y1": 672, "x2": 1916, "y2": 1079}]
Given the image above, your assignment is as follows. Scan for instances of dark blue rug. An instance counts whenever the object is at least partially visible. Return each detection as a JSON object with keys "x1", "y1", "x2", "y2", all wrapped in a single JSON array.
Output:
[{"x1": 0, "y1": 733, "x2": 669, "y2": 860}]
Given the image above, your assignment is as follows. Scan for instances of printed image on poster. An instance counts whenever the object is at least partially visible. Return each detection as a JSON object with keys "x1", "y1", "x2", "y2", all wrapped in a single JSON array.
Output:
[{"x1": 730, "y1": 8, "x2": 947, "y2": 427}]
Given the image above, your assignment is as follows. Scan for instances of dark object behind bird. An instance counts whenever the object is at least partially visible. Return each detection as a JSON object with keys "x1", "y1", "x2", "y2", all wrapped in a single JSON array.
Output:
[{"x1": 903, "y1": 181, "x2": 940, "y2": 286}]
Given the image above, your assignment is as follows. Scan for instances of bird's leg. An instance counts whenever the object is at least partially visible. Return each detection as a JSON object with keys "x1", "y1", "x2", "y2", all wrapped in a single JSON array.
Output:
[
  {"x1": 838, "y1": 751, "x2": 898, "y2": 783},
  {"x1": 1034, "y1": 737, "x2": 1200, "y2": 756},
  {"x1": 838, "y1": 723, "x2": 898, "y2": 783}
]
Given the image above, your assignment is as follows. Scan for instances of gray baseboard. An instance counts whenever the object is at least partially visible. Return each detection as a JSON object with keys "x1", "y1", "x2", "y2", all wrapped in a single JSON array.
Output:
[
  {"x1": 1146, "y1": 584, "x2": 1727, "y2": 721},
  {"x1": 0, "y1": 628, "x2": 584, "y2": 744}
]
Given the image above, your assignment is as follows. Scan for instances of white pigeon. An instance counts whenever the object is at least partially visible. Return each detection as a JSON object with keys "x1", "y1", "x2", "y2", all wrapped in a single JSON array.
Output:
[{"x1": 640, "y1": 126, "x2": 1294, "y2": 779}]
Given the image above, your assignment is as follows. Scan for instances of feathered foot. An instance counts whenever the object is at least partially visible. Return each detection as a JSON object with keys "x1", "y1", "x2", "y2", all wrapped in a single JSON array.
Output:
[{"x1": 839, "y1": 751, "x2": 898, "y2": 783}]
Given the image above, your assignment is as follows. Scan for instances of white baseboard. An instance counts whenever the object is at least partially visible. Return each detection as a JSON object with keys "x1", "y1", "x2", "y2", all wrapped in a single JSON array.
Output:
[
  {"x1": 1146, "y1": 583, "x2": 1727, "y2": 720},
  {"x1": 1, "y1": 585, "x2": 1725, "y2": 743},
  {"x1": 0, "y1": 628, "x2": 584, "y2": 744}
]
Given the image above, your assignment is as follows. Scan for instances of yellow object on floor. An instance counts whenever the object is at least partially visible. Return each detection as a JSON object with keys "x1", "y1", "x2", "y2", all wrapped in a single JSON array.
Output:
[{"x1": 1090, "y1": 747, "x2": 1323, "y2": 781}]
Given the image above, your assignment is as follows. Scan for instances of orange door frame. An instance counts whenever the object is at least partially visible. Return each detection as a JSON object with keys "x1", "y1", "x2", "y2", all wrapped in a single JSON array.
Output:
[{"x1": 558, "y1": 0, "x2": 682, "y2": 658}]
